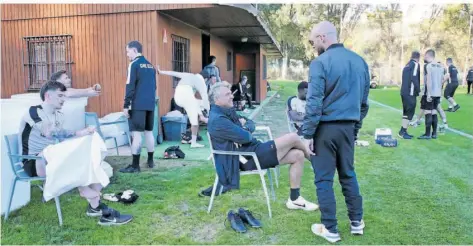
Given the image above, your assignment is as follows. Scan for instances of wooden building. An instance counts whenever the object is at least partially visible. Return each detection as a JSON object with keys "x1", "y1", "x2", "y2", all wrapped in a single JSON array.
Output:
[{"x1": 1, "y1": 4, "x2": 281, "y2": 117}]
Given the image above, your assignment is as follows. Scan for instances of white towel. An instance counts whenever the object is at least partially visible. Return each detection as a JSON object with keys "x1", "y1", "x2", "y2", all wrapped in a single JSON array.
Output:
[{"x1": 42, "y1": 132, "x2": 109, "y2": 201}]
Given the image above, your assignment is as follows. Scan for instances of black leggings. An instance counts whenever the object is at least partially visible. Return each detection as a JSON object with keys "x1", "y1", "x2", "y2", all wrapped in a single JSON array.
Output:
[{"x1": 468, "y1": 80, "x2": 473, "y2": 94}]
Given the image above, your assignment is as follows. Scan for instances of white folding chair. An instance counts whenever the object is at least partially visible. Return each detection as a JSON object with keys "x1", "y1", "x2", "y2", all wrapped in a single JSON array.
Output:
[{"x1": 207, "y1": 132, "x2": 274, "y2": 218}]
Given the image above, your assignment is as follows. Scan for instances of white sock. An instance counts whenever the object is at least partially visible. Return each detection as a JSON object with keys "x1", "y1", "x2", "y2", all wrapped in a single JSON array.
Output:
[{"x1": 191, "y1": 135, "x2": 197, "y2": 144}]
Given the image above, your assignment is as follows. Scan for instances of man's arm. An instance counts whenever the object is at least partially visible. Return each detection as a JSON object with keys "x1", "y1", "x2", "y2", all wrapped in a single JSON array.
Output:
[
  {"x1": 302, "y1": 60, "x2": 325, "y2": 139},
  {"x1": 215, "y1": 66, "x2": 221, "y2": 82},
  {"x1": 355, "y1": 63, "x2": 371, "y2": 138},
  {"x1": 426, "y1": 65, "x2": 432, "y2": 97},
  {"x1": 211, "y1": 116, "x2": 253, "y2": 144},
  {"x1": 66, "y1": 87, "x2": 99, "y2": 98},
  {"x1": 124, "y1": 62, "x2": 138, "y2": 109}
]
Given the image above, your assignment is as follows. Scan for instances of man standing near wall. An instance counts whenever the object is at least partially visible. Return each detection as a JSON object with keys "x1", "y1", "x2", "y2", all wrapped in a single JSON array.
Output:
[
  {"x1": 200, "y1": 55, "x2": 221, "y2": 82},
  {"x1": 120, "y1": 41, "x2": 157, "y2": 173},
  {"x1": 304, "y1": 21, "x2": 369, "y2": 243}
]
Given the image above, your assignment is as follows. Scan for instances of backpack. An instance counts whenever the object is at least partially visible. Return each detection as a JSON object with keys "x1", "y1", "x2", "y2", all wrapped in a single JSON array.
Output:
[{"x1": 163, "y1": 146, "x2": 186, "y2": 159}]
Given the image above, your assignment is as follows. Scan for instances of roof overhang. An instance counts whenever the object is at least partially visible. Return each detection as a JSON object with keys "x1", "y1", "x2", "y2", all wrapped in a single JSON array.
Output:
[{"x1": 160, "y1": 4, "x2": 282, "y2": 57}]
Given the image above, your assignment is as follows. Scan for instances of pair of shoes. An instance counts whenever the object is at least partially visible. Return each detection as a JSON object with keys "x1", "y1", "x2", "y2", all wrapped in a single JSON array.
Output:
[
  {"x1": 286, "y1": 196, "x2": 319, "y2": 211},
  {"x1": 86, "y1": 204, "x2": 133, "y2": 226},
  {"x1": 311, "y1": 220, "x2": 365, "y2": 243},
  {"x1": 226, "y1": 208, "x2": 261, "y2": 233},
  {"x1": 119, "y1": 165, "x2": 141, "y2": 173}
]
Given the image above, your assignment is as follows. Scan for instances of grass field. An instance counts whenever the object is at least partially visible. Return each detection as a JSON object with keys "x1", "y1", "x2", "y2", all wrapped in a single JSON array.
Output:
[{"x1": 2, "y1": 81, "x2": 472, "y2": 244}]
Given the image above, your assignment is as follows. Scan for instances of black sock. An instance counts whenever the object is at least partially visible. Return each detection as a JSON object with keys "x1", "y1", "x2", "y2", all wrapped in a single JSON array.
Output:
[
  {"x1": 148, "y1": 152, "x2": 154, "y2": 162},
  {"x1": 432, "y1": 114, "x2": 438, "y2": 135},
  {"x1": 290, "y1": 188, "x2": 300, "y2": 201},
  {"x1": 424, "y1": 114, "x2": 432, "y2": 136},
  {"x1": 132, "y1": 154, "x2": 140, "y2": 168}
]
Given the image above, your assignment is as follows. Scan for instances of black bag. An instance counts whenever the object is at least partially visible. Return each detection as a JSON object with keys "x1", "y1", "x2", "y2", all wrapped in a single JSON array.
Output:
[{"x1": 163, "y1": 146, "x2": 186, "y2": 159}]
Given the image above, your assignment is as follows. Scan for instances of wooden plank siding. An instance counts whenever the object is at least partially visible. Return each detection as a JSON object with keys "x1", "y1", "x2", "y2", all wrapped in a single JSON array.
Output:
[{"x1": 0, "y1": 4, "x2": 215, "y2": 21}]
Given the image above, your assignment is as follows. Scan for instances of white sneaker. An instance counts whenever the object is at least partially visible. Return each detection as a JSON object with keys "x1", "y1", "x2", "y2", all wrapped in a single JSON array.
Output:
[
  {"x1": 311, "y1": 224, "x2": 341, "y2": 243},
  {"x1": 444, "y1": 123, "x2": 449, "y2": 129},
  {"x1": 350, "y1": 219, "x2": 365, "y2": 235},
  {"x1": 286, "y1": 196, "x2": 319, "y2": 211},
  {"x1": 190, "y1": 142, "x2": 205, "y2": 148}
]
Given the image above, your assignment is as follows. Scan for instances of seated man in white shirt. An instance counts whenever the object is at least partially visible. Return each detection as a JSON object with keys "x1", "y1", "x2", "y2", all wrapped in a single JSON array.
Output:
[
  {"x1": 287, "y1": 81, "x2": 308, "y2": 135},
  {"x1": 19, "y1": 81, "x2": 132, "y2": 226},
  {"x1": 50, "y1": 70, "x2": 101, "y2": 98}
]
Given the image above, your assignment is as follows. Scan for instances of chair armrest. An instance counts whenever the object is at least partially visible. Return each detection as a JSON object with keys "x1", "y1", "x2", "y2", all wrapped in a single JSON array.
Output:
[
  {"x1": 255, "y1": 125, "x2": 273, "y2": 140},
  {"x1": 10, "y1": 154, "x2": 43, "y2": 160},
  {"x1": 100, "y1": 120, "x2": 127, "y2": 126},
  {"x1": 212, "y1": 150, "x2": 257, "y2": 159}
]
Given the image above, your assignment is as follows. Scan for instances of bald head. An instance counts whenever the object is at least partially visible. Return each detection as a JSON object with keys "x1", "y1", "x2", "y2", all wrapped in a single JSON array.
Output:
[{"x1": 309, "y1": 21, "x2": 338, "y2": 56}]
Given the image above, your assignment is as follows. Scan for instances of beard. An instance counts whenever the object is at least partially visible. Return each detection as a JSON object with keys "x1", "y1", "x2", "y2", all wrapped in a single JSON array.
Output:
[{"x1": 317, "y1": 47, "x2": 326, "y2": 56}]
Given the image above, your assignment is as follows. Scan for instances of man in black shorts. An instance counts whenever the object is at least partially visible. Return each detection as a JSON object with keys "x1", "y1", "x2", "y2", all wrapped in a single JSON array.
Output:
[
  {"x1": 207, "y1": 82, "x2": 319, "y2": 211},
  {"x1": 399, "y1": 51, "x2": 421, "y2": 139},
  {"x1": 419, "y1": 49, "x2": 444, "y2": 139},
  {"x1": 120, "y1": 41, "x2": 157, "y2": 173},
  {"x1": 444, "y1": 58, "x2": 460, "y2": 112}
]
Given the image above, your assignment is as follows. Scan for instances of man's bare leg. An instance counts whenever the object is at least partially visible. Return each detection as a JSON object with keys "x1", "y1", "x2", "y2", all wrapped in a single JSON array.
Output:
[
  {"x1": 274, "y1": 133, "x2": 310, "y2": 159},
  {"x1": 278, "y1": 149, "x2": 304, "y2": 188},
  {"x1": 190, "y1": 125, "x2": 204, "y2": 148}
]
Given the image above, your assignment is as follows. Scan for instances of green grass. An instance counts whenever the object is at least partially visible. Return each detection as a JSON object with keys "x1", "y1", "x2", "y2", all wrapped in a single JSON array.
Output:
[
  {"x1": 369, "y1": 86, "x2": 473, "y2": 135},
  {"x1": 2, "y1": 81, "x2": 473, "y2": 244}
]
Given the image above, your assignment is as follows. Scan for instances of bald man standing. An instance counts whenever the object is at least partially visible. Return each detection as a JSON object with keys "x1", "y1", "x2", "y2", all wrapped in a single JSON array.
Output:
[{"x1": 303, "y1": 21, "x2": 368, "y2": 243}]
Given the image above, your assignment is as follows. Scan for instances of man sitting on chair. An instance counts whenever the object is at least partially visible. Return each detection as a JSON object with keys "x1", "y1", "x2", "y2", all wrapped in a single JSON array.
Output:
[
  {"x1": 287, "y1": 81, "x2": 308, "y2": 135},
  {"x1": 19, "y1": 81, "x2": 133, "y2": 226},
  {"x1": 207, "y1": 82, "x2": 318, "y2": 211}
]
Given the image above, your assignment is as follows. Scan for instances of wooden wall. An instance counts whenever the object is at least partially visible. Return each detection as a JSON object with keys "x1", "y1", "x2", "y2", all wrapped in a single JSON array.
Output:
[
  {"x1": 209, "y1": 36, "x2": 233, "y2": 83},
  {"x1": 1, "y1": 11, "x2": 159, "y2": 117},
  {"x1": 258, "y1": 45, "x2": 268, "y2": 101},
  {"x1": 1, "y1": 4, "x2": 214, "y2": 20},
  {"x1": 234, "y1": 53, "x2": 256, "y2": 84}
]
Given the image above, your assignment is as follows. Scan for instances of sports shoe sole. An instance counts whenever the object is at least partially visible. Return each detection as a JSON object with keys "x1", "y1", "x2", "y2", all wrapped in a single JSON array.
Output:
[
  {"x1": 286, "y1": 202, "x2": 319, "y2": 211},
  {"x1": 98, "y1": 217, "x2": 133, "y2": 226},
  {"x1": 311, "y1": 225, "x2": 341, "y2": 243},
  {"x1": 351, "y1": 228, "x2": 364, "y2": 235},
  {"x1": 86, "y1": 211, "x2": 102, "y2": 217}
]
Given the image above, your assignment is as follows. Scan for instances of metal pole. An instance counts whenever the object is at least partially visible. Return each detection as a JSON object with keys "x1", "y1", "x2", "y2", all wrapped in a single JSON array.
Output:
[{"x1": 463, "y1": 15, "x2": 472, "y2": 86}]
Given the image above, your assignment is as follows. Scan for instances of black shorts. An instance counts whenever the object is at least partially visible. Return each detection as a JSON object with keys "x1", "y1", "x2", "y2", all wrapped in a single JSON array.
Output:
[
  {"x1": 240, "y1": 140, "x2": 279, "y2": 171},
  {"x1": 23, "y1": 159, "x2": 38, "y2": 177},
  {"x1": 401, "y1": 95, "x2": 416, "y2": 120},
  {"x1": 420, "y1": 96, "x2": 440, "y2": 111},
  {"x1": 128, "y1": 110, "x2": 154, "y2": 132},
  {"x1": 444, "y1": 83, "x2": 458, "y2": 99}
]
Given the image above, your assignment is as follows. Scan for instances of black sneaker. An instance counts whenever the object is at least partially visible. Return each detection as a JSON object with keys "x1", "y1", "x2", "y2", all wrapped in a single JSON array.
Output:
[
  {"x1": 445, "y1": 108, "x2": 453, "y2": 112},
  {"x1": 238, "y1": 208, "x2": 261, "y2": 228},
  {"x1": 398, "y1": 131, "x2": 413, "y2": 139},
  {"x1": 417, "y1": 134, "x2": 431, "y2": 140},
  {"x1": 119, "y1": 165, "x2": 140, "y2": 173},
  {"x1": 226, "y1": 210, "x2": 247, "y2": 233},
  {"x1": 147, "y1": 160, "x2": 155, "y2": 168},
  {"x1": 452, "y1": 104, "x2": 460, "y2": 112},
  {"x1": 98, "y1": 208, "x2": 133, "y2": 226},
  {"x1": 86, "y1": 202, "x2": 108, "y2": 217}
]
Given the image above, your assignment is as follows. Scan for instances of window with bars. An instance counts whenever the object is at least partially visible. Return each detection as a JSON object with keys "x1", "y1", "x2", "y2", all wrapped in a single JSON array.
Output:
[
  {"x1": 171, "y1": 35, "x2": 190, "y2": 88},
  {"x1": 23, "y1": 35, "x2": 73, "y2": 91},
  {"x1": 227, "y1": 51, "x2": 232, "y2": 71}
]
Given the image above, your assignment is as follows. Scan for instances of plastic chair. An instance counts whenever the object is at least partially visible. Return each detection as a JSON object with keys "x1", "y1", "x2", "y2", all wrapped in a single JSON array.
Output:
[
  {"x1": 85, "y1": 112, "x2": 131, "y2": 155},
  {"x1": 3, "y1": 134, "x2": 63, "y2": 226}
]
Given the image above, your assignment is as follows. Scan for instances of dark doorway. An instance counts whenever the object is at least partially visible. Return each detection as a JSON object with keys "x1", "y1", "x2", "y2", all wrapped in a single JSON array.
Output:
[
  {"x1": 240, "y1": 70, "x2": 256, "y2": 101},
  {"x1": 201, "y1": 34, "x2": 210, "y2": 69}
]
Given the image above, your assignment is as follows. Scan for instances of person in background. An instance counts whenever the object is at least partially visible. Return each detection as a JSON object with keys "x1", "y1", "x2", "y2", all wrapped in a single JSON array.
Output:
[
  {"x1": 200, "y1": 55, "x2": 221, "y2": 82},
  {"x1": 50, "y1": 70, "x2": 101, "y2": 98},
  {"x1": 443, "y1": 58, "x2": 460, "y2": 112},
  {"x1": 466, "y1": 66, "x2": 473, "y2": 94},
  {"x1": 287, "y1": 81, "x2": 309, "y2": 136},
  {"x1": 398, "y1": 51, "x2": 421, "y2": 139}
]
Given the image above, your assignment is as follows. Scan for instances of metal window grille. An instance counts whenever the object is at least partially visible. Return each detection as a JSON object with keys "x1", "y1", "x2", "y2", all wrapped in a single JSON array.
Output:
[
  {"x1": 23, "y1": 35, "x2": 73, "y2": 91},
  {"x1": 171, "y1": 35, "x2": 190, "y2": 88}
]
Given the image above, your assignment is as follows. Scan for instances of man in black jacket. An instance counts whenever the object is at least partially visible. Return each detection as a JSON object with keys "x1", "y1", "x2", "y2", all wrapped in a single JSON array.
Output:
[
  {"x1": 120, "y1": 41, "x2": 157, "y2": 173},
  {"x1": 304, "y1": 21, "x2": 369, "y2": 243},
  {"x1": 399, "y1": 51, "x2": 421, "y2": 139},
  {"x1": 467, "y1": 66, "x2": 473, "y2": 94},
  {"x1": 444, "y1": 58, "x2": 460, "y2": 112}
]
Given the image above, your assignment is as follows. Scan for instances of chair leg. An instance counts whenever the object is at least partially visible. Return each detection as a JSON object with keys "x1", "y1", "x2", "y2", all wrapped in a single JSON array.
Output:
[
  {"x1": 207, "y1": 175, "x2": 219, "y2": 214},
  {"x1": 258, "y1": 172, "x2": 272, "y2": 218},
  {"x1": 4, "y1": 178, "x2": 18, "y2": 222},
  {"x1": 272, "y1": 167, "x2": 279, "y2": 188},
  {"x1": 113, "y1": 137, "x2": 119, "y2": 156},
  {"x1": 267, "y1": 170, "x2": 276, "y2": 201},
  {"x1": 54, "y1": 197, "x2": 63, "y2": 226}
]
